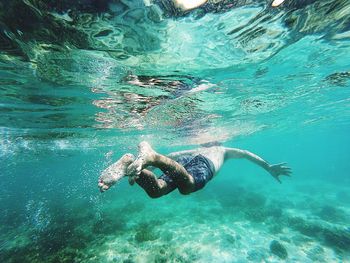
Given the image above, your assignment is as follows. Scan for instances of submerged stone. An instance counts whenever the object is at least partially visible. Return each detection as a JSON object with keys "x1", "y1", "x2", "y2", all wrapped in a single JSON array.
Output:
[
  {"x1": 268, "y1": 224, "x2": 283, "y2": 234},
  {"x1": 323, "y1": 228, "x2": 350, "y2": 252},
  {"x1": 287, "y1": 216, "x2": 323, "y2": 237},
  {"x1": 247, "y1": 249, "x2": 267, "y2": 261},
  {"x1": 270, "y1": 240, "x2": 288, "y2": 259},
  {"x1": 317, "y1": 205, "x2": 346, "y2": 223},
  {"x1": 306, "y1": 245, "x2": 325, "y2": 262},
  {"x1": 287, "y1": 215, "x2": 350, "y2": 253},
  {"x1": 134, "y1": 227, "x2": 158, "y2": 243}
]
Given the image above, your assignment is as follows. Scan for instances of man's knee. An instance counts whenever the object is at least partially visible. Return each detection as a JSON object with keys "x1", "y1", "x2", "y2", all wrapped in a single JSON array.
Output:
[
  {"x1": 146, "y1": 189, "x2": 163, "y2": 199},
  {"x1": 178, "y1": 186, "x2": 192, "y2": 195}
]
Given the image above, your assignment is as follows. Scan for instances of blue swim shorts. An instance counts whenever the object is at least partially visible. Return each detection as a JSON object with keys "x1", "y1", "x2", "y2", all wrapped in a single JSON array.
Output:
[{"x1": 159, "y1": 154, "x2": 215, "y2": 193}]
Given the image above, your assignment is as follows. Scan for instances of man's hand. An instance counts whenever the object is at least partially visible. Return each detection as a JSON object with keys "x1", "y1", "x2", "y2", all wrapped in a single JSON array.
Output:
[{"x1": 268, "y1": 162, "x2": 292, "y2": 183}]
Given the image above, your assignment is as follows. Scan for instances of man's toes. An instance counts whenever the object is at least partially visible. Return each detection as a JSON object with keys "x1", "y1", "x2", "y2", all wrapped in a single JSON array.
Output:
[
  {"x1": 123, "y1": 153, "x2": 135, "y2": 162},
  {"x1": 127, "y1": 162, "x2": 138, "y2": 176},
  {"x1": 128, "y1": 176, "x2": 135, "y2": 185},
  {"x1": 138, "y1": 141, "x2": 147, "y2": 148},
  {"x1": 98, "y1": 180, "x2": 110, "y2": 192},
  {"x1": 126, "y1": 166, "x2": 134, "y2": 176}
]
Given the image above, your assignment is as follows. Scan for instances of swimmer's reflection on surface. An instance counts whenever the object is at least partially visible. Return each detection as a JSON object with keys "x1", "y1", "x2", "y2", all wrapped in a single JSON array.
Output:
[{"x1": 92, "y1": 74, "x2": 215, "y2": 130}]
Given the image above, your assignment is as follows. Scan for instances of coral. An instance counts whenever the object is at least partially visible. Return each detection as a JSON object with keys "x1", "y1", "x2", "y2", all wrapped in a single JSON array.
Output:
[
  {"x1": 121, "y1": 201, "x2": 145, "y2": 215},
  {"x1": 286, "y1": 215, "x2": 350, "y2": 253},
  {"x1": 134, "y1": 223, "x2": 158, "y2": 243},
  {"x1": 223, "y1": 233, "x2": 236, "y2": 245},
  {"x1": 244, "y1": 192, "x2": 266, "y2": 208},
  {"x1": 123, "y1": 258, "x2": 135, "y2": 263},
  {"x1": 247, "y1": 249, "x2": 267, "y2": 261},
  {"x1": 306, "y1": 246, "x2": 325, "y2": 262},
  {"x1": 270, "y1": 240, "x2": 288, "y2": 259},
  {"x1": 268, "y1": 224, "x2": 283, "y2": 234},
  {"x1": 325, "y1": 71, "x2": 350, "y2": 86},
  {"x1": 50, "y1": 248, "x2": 81, "y2": 263},
  {"x1": 287, "y1": 217, "x2": 323, "y2": 237},
  {"x1": 161, "y1": 230, "x2": 174, "y2": 242},
  {"x1": 323, "y1": 228, "x2": 350, "y2": 252},
  {"x1": 153, "y1": 246, "x2": 197, "y2": 263},
  {"x1": 245, "y1": 209, "x2": 268, "y2": 223},
  {"x1": 266, "y1": 205, "x2": 283, "y2": 218},
  {"x1": 92, "y1": 215, "x2": 127, "y2": 235}
]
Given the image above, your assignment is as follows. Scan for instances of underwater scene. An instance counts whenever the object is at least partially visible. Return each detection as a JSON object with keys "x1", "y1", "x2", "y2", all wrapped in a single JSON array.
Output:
[{"x1": 1, "y1": 0, "x2": 350, "y2": 262}]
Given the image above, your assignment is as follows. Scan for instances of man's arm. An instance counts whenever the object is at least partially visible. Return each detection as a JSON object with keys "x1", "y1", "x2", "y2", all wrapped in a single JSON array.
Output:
[{"x1": 224, "y1": 148, "x2": 292, "y2": 183}]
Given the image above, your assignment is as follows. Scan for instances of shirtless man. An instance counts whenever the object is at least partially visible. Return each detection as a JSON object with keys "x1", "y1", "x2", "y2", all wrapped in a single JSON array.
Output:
[{"x1": 98, "y1": 141, "x2": 291, "y2": 197}]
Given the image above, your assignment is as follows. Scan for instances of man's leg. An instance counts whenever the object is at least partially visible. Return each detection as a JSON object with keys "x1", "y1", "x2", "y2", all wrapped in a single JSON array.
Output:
[
  {"x1": 128, "y1": 142, "x2": 195, "y2": 194},
  {"x1": 98, "y1": 152, "x2": 173, "y2": 197},
  {"x1": 98, "y1": 153, "x2": 135, "y2": 192},
  {"x1": 134, "y1": 169, "x2": 169, "y2": 198}
]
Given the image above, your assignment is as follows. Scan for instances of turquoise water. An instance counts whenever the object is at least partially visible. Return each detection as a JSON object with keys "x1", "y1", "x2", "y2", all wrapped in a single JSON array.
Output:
[{"x1": 1, "y1": 0, "x2": 350, "y2": 262}]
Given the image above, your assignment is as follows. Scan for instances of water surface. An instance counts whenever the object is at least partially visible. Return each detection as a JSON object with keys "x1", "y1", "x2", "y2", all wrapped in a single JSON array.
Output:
[{"x1": 1, "y1": 0, "x2": 350, "y2": 262}]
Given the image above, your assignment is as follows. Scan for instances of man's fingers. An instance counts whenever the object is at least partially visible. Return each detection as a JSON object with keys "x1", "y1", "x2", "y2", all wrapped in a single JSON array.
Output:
[
  {"x1": 275, "y1": 176, "x2": 282, "y2": 184},
  {"x1": 281, "y1": 165, "x2": 292, "y2": 170}
]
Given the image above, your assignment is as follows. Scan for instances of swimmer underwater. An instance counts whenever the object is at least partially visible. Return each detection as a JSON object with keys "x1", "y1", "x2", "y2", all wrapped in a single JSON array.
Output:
[{"x1": 98, "y1": 142, "x2": 291, "y2": 197}]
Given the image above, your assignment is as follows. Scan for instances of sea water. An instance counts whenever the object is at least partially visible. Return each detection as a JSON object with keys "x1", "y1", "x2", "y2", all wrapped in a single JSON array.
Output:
[{"x1": 0, "y1": 0, "x2": 350, "y2": 262}]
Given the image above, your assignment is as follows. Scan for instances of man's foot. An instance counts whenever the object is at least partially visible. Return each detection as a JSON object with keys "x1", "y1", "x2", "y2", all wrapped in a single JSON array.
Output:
[
  {"x1": 127, "y1": 142, "x2": 157, "y2": 181},
  {"x1": 98, "y1": 153, "x2": 135, "y2": 192}
]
